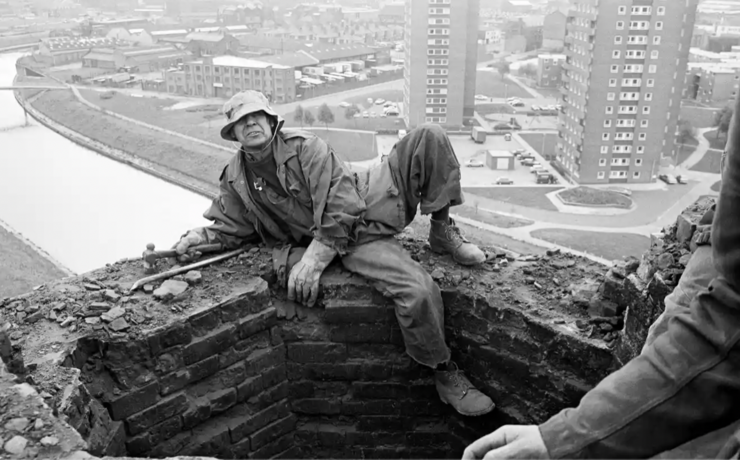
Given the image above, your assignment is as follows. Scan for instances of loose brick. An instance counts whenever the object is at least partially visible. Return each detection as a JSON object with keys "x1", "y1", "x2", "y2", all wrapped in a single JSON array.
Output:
[
  {"x1": 287, "y1": 342, "x2": 347, "y2": 363},
  {"x1": 219, "y1": 277, "x2": 271, "y2": 322},
  {"x1": 330, "y1": 324, "x2": 390, "y2": 343},
  {"x1": 209, "y1": 388, "x2": 237, "y2": 415},
  {"x1": 229, "y1": 400, "x2": 287, "y2": 443},
  {"x1": 250, "y1": 414, "x2": 297, "y2": 451},
  {"x1": 183, "y1": 323, "x2": 237, "y2": 365},
  {"x1": 245, "y1": 344, "x2": 285, "y2": 375},
  {"x1": 147, "y1": 322, "x2": 192, "y2": 356},
  {"x1": 152, "y1": 347, "x2": 184, "y2": 376},
  {"x1": 218, "y1": 361, "x2": 247, "y2": 388},
  {"x1": 160, "y1": 355, "x2": 219, "y2": 395},
  {"x1": 182, "y1": 398, "x2": 211, "y2": 430},
  {"x1": 250, "y1": 433, "x2": 293, "y2": 459},
  {"x1": 323, "y1": 299, "x2": 393, "y2": 324},
  {"x1": 108, "y1": 381, "x2": 160, "y2": 420},
  {"x1": 352, "y1": 382, "x2": 409, "y2": 399},
  {"x1": 237, "y1": 375, "x2": 264, "y2": 402},
  {"x1": 237, "y1": 307, "x2": 277, "y2": 340},
  {"x1": 291, "y1": 398, "x2": 341, "y2": 415},
  {"x1": 270, "y1": 326, "x2": 283, "y2": 346},
  {"x1": 263, "y1": 364, "x2": 287, "y2": 388},
  {"x1": 126, "y1": 392, "x2": 188, "y2": 435},
  {"x1": 219, "y1": 330, "x2": 271, "y2": 369},
  {"x1": 247, "y1": 381, "x2": 289, "y2": 412},
  {"x1": 188, "y1": 307, "x2": 221, "y2": 337}
]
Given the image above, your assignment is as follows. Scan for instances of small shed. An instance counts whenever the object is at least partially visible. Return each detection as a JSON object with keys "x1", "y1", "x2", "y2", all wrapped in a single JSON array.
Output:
[{"x1": 485, "y1": 150, "x2": 515, "y2": 170}]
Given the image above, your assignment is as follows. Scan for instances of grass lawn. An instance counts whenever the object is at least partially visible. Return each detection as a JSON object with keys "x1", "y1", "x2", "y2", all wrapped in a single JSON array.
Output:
[
  {"x1": 0, "y1": 226, "x2": 66, "y2": 298},
  {"x1": 531, "y1": 228, "x2": 650, "y2": 260},
  {"x1": 409, "y1": 216, "x2": 545, "y2": 256},
  {"x1": 475, "y1": 103, "x2": 516, "y2": 116},
  {"x1": 691, "y1": 149, "x2": 724, "y2": 173},
  {"x1": 675, "y1": 144, "x2": 698, "y2": 166},
  {"x1": 536, "y1": 87, "x2": 562, "y2": 99},
  {"x1": 679, "y1": 105, "x2": 718, "y2": 128},
  {"x1": 463, "y1": 187, "x2": 562, "y2": 211},
  {"x1": 475, "y1": 73, "x2": 531, "y2": 99},
  {"x1": 282, "y1": 107, "x2": 404, "y2": 132},
  {"x1": 301, "y1": 128, "x2": 377, "y2": 162},
  {"x1": 558, "y1": 187, "x2": 632, "y2": 208},
  {"x1": 453, "y1": 205, "x2": 534, "y2": 229},
  {"x1": 518, "y1": 132, "x2": 557, "y2": 160},
  {"x1": 704, "y1": 130, "x2": 727, "y2": 150},
  {"x1": 711, "y1": 181, "x2": 722, "y2": 192}
]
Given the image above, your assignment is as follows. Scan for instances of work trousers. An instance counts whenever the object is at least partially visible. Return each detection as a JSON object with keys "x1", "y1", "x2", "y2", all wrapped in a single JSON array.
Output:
[{"x1": 288, "y1": 124, "x2": 463, "y2": 368}]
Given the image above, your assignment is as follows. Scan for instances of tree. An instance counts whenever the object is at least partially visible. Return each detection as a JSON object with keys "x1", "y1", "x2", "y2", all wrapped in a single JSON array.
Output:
[
  {"x1": 293, "y1": 105, "x2": 305, "y2": 128},
  {"x1": 345, "y1": 104, "x2": 361, "y2": 126},
  {"x1": 303, "y1": 109, "x2": 315, "y2": 127},
  {"x1": 496, "y1": 61, "x2": 510, "y2": 80},
  {"x1": 317, "y1": 103, "x2": 335, "y2": 130},
  {"x1": 677, "y1": 119, "x2": 696, "y2": 144},
  {"x1": 713, "y1": 105, "x2": 733, "y2": 139},
  {"x1": 519, "y1": 63, "x2": 537, "y2": 79}
]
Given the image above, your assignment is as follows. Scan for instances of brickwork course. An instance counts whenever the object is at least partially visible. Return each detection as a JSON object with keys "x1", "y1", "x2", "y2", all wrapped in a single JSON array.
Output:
[{"x1": 0, "y1": 198, "x2": 714, "y2": 460}]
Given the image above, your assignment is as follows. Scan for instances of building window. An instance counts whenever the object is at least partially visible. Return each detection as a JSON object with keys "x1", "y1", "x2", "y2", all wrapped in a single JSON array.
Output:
[
  {"x1": 610, "y1": 170, "x2": 627, "y2": 178},
  {"x1": 651, "y1": 50, "x2": 659, "y2": 59},
  {"x1": 653, "y1": 36, "x2": 661, "y2": 45},
  {"x1": 617, "y1": 21, "x2": 624, "y2": 30},
  {"x1": 607, "y1": 92, "x2": 615, "y2": 100},
  {"x1": 649, "y1": 65, "x2": 657, "y2": 73},
  {"x1": 647, "y1": 79, "x2": 655, "y2": 87},
  {"x1": 601, "y1": 146, "x2": 609, "y2": 153},
  {"x1": 604, "y1": 119, "x2": 612, "y2": 127},
  {"x1": 611, "y1": 64, "x2": 619, "y2": 73},
  {"x1": 639, "y1": 132, "x2": 647, "y2": 140},
  {"x1": 606, "y1": 106, "x2": 614, "y2": 114},
  {"x1": 602, "y1": 133, "x2": 610, "y2": 141},
  {"x1": 614, "y1": 36, "x2": 622, "y2": 44},
  {"x1": 609, "y1": 78, "x2": 617, "y2": 87},
  {"x1": 645, "y1": 93, "x2": 653, "y2": 101},
  {"x1": 656, "y1": 21, "x2": 663, "y2": 30},
  {"x1": 618, "y1": 5, "x2": 626, "y2": 14},
  {"x1": 612, "y1": 50, "x2": 621, "y2": 58},
  {"x1": 657, "y1": 6, "x2": 665, "y2": 15},
  {"x1": 643, "y1": 106, "x2": 651, "y2": 114},
  {"x1": 641, "y1": 119, "x2": 649, "y2": 127},
  {"x1": 599, "y1": 158, "x2": 607, "y2": 166},
  {"x1": 637, "y1": 146, "x2": 645, "y2": 154},
  {"x1": 597, "y1": 171, "x2": 605, "y2": 179},
  {"x1": 636, "y1": 158, "x2": 643, "y2": 166},
  {"x1": 633, "y1": 171, "x2": 641, "y2": 179}
]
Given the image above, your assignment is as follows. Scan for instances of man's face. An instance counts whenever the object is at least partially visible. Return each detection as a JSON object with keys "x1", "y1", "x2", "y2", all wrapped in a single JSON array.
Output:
[{"x1": 233, "y1": 111, "x2": 273, "y2": 150}]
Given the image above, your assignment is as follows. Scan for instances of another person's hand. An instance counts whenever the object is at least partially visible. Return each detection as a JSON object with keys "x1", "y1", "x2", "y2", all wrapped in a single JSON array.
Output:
[
  {"x1": 462, "y1": 425, "x2": 549, "y2": 460},
  {"x1": 174, "y1": 230, "x2": 204, "y2": 263},
  {"x1": 287, "y1": 240, "x2": 337, "y2": 307}
]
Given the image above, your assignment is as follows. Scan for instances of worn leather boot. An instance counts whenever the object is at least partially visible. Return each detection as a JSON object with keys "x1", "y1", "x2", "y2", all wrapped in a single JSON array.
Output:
[
  {"x1": 436, "y1": 362, "x2": 495, "y2": 416},
  {"x1": 429, "y1": 218, "x2": 486, "y2": 265}
]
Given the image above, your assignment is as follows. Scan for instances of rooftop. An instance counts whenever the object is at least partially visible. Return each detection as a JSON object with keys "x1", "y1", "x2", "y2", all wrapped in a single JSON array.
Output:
[{"x1": 211, "y1": 54, "x2": 291, "y2": 69}]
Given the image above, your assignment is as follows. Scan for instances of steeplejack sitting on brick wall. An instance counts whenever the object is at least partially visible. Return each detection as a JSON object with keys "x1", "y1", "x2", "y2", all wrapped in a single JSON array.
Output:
[{"x1": 171, "y1": 90, "x2": 495, "y2": 417}]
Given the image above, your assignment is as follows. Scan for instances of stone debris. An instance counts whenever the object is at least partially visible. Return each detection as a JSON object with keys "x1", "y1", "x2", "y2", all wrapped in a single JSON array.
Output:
[
  {"x1": 184, "y1": 270, "x2": 203, "y2": 285},
  {"x1": 153, "y1": 280, "x2": 189, "y2": 301},
  {"x1": 4, "y1": 417, "x2": 30, "y2": 432},
  {"x1": 82, "y1": 283, "x2": 100, "y2": 291},
  {"x1": 143, "y1": 284, "x2": 154, "y2": 294},
  {"x1": 103, "y1": 289, "x2": 120, "y2": 302},
  {"x1": 109, "y1": 317, "x2": 129, "y2": 331},
  {"x1": 40, "y1": 436, "x2": 59, "y2": 446},
  {"x1": 34, "y1": 418, "x2": 45, "y2": 430},
  {"x1": 3, "y1": 435, "x2": 28, "y2": 455},
  {"x1": 88, "y1": 302, "x2": 110, "y2": 312},
  {"x1": 101, "y1": 306, "x2": 125, "y2": 323}
]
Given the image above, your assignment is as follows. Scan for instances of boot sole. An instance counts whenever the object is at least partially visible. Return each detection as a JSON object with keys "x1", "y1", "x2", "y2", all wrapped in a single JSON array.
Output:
[
  {"x1": 439, "y1": 396, "x2": 496, "y2": 417},
  {"x1": 429, "y1": 246, "x2": 484, "y2": 267}
]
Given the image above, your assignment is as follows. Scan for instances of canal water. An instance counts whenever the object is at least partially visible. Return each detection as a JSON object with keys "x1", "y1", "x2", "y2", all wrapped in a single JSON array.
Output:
[{"x1": 0, "y1": 52, "x2": 212, "y2": 274}]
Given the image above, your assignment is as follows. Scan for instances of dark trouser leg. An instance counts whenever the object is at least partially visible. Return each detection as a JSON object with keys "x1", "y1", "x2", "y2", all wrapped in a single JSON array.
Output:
[{"x1": 340, "y1": 237, "x2": 450, "y2": 367}]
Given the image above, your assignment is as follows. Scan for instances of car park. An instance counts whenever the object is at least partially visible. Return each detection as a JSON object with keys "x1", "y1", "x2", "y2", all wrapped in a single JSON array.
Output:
[
  {"x1": 521, "y1": 158, "x2": 535, "y2": 166},
  {"x1": 465, "y1": 159, "x2": 485, "y2": 168},
  {"x1": 495, "y1": 177, "x2": 514, "y2": 185}
]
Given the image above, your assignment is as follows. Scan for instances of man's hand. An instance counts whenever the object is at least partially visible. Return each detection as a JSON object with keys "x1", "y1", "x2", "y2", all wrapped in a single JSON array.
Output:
[
  {"x1": 462, "y1": 425, "x2": 549, "y2": 460},
  {"x1": 174, "y1": 230, "x2": 204, "y2": 263},
  {"x1": 287, "y1": 240, "x2": 337, "y2": 307},
  {"x1": 690, "y1": 224, "x2": 712, "y2": 252}
]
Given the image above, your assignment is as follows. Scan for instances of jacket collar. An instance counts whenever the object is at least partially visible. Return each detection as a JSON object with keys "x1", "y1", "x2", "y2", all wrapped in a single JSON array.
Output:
[{"x1": 225, "y1": 131, "x2": 297, "y2": 183}]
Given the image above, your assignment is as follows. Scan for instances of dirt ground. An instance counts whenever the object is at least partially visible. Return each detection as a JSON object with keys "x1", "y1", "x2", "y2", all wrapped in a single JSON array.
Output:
[{"x1": 0, "y1": 226, "x2": 67, "y2": 298}]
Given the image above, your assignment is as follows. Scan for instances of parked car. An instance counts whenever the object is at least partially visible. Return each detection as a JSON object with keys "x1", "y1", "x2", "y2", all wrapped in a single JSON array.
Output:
[
  {"x1": 519, "y1": 154, "x2": 535, "y2": 162},
  {"x1": 384, "y1": 101, "x2": 395, "y2": 107},
  {"x1": 375, "y1": 98, "x2": 386, "y2": 105},
  {"x1": 676, "y1": 174, "x2": 689, "y2": 184},
  {"x1": 530, "y1": 164, "x2": 544, "y2": 173},
  {"x1": 536, "y1": 173, "x2": 557, "y2": 184},
  {"x1": 521, "y1": 159, "x2": 535, "y2": 166},
  {"x1": 510, "y1": 149, "x2": 526, "y2": 156},
  {"x1": 465, "y1": 159, "x2": 485, "y2": 168},
  {"x1": 367, "y1": 98, "x2": 373, "y2": 105},
  {"x1": 475, "y1": 94, "x2": 488, "y2": 101},
  {"x1": 532, "y1": 105, "x2": 541, "y2": 111},
  {"x1": 339, "y1": 102, "x2": 350, "y2": 108},
  {"x1": 495, "y1": 177, "x2": 514, "y2": 185},
  {"x1": 659, "y1": 174, "x2": 677, "y2": 184},
  {"x1": 362, "y1": 111, "x2": 369, "y2": 118}
]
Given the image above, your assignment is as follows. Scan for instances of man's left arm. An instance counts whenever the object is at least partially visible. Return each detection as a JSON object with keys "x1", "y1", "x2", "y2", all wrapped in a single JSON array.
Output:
[{"x1": 298, "y1": 135, "x2": 367, "y2": 254}]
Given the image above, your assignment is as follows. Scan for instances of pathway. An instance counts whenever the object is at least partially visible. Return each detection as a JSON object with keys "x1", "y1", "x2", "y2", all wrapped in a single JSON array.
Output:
[{"x1": 679, "y1": 127, "x2": 713, "y2": 170}]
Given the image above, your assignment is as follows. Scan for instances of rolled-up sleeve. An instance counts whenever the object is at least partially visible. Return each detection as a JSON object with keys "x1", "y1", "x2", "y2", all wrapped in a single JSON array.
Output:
[{"x1": 297, "y1": 136, "x2": 366, "y2": 254}]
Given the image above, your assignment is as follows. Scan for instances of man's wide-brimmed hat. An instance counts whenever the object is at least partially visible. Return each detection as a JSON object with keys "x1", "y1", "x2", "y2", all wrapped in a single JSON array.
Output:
[{"x1": 220, "y1": 90, "x2": 284, "y2": 142}]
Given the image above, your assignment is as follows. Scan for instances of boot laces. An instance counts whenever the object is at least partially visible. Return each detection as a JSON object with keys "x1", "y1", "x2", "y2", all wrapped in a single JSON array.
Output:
[
  {"x1": 446, "y1": 362, "x2": 470, "y2": 399},
  {"x1": 444, "y1": 221, "x2": 467, "y2": 246}
]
